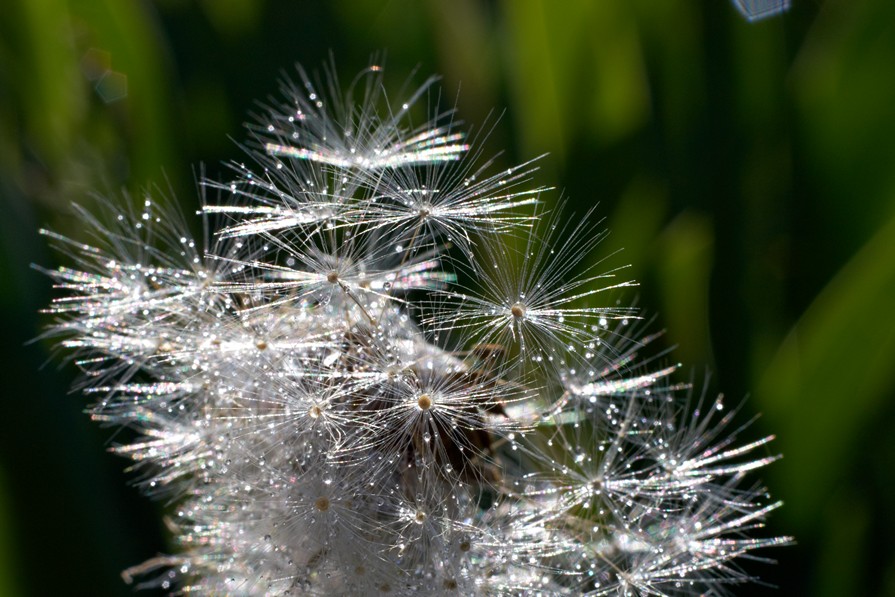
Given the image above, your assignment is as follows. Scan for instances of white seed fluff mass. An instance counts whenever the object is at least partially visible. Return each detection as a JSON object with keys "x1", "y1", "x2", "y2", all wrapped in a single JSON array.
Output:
[{"x1": 39, "y1": 61, "x2": 790, "y2": 595}]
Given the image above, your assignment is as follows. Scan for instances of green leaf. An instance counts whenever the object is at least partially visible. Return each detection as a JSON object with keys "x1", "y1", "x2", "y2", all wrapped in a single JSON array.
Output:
[
  {"x1": 758, "y1": 212, "x2": 895, "y2": 529},
  {"x1": 0, "y1": 467, "x2": 21, "y2": 597},
  {"x1": 655, "y1": 210, "x2": 714, "y2": 368}
]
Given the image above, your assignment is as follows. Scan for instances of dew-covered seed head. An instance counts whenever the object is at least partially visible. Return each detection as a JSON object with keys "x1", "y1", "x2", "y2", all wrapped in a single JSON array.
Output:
[{"x1": 38, "y1": 59, "x2": 788, "y2": 596}]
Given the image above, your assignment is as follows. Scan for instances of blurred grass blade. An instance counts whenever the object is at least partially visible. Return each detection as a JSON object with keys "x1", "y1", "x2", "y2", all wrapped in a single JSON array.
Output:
[
  {"x1": 758, "y1": 212, "x2": 895, "y2": 528},
  {"x1": 0, "y1": 467, "x2": 21, "y2": 597}
]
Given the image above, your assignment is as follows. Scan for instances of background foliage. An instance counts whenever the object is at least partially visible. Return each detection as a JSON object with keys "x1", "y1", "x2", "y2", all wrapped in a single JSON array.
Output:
[{"x1": 2, "y1": 1, "x2": 894, "y2": 595}]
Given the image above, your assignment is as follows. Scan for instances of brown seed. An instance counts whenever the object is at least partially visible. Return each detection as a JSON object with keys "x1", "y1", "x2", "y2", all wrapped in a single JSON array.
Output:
[
  {"x1": 472, "y1": 343, "x2": 506, "y2": 360},
  {"x1": 326, "y1": 271, "x2": 339, "y2": 284},
  {"x1": 308, "y1": 405, "x2": 322, "y2": 419},
  {"x1": 255, "y1": 340, "x2": 268, "y2": 351},
  {"x1": 510, "y1": 303, "x2": 525, "y2": 318},
  {"x1": 314, "y1": 497, "x2": 330, "y2": 512},
  {"x1": 443, "y1": 579, "x2": 458, "y2": 590},
  {"x1": 417, "y1": 393, "x2": 433, "y2": 410}
]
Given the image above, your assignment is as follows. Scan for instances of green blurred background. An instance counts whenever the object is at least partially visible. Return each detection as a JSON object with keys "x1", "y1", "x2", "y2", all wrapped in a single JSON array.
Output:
[{"x1": 2, "y1": 1, "x2": 894, "y2": 595}]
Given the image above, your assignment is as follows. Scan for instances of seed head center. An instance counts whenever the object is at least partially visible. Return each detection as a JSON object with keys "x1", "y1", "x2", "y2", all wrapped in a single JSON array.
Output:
[
  {"x1": 417, "y1": 393, "x2": 433, "y2": 410},
  {"x1": 326, "y1": 271, "x2": 339, "y2": 284},
  {"x1": 511, "y1": 303, "x2": 525, "y2": 318},
  {"x1": 308, "y1": 405, "x2": 322, "y2": 419},
  {"x1": 315, "y1": 496, "x2": 330, "y2": 512}
]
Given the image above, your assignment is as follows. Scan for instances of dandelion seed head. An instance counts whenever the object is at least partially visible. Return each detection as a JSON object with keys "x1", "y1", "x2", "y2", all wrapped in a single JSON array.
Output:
[{"x1": 38, "y1": 59, "x2": 787, "y2": 596}]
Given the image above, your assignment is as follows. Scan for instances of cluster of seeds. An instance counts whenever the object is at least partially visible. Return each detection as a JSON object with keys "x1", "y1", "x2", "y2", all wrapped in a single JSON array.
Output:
[{"x1": 40, "y1": 61, "x2": 789, "y2": 595}]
